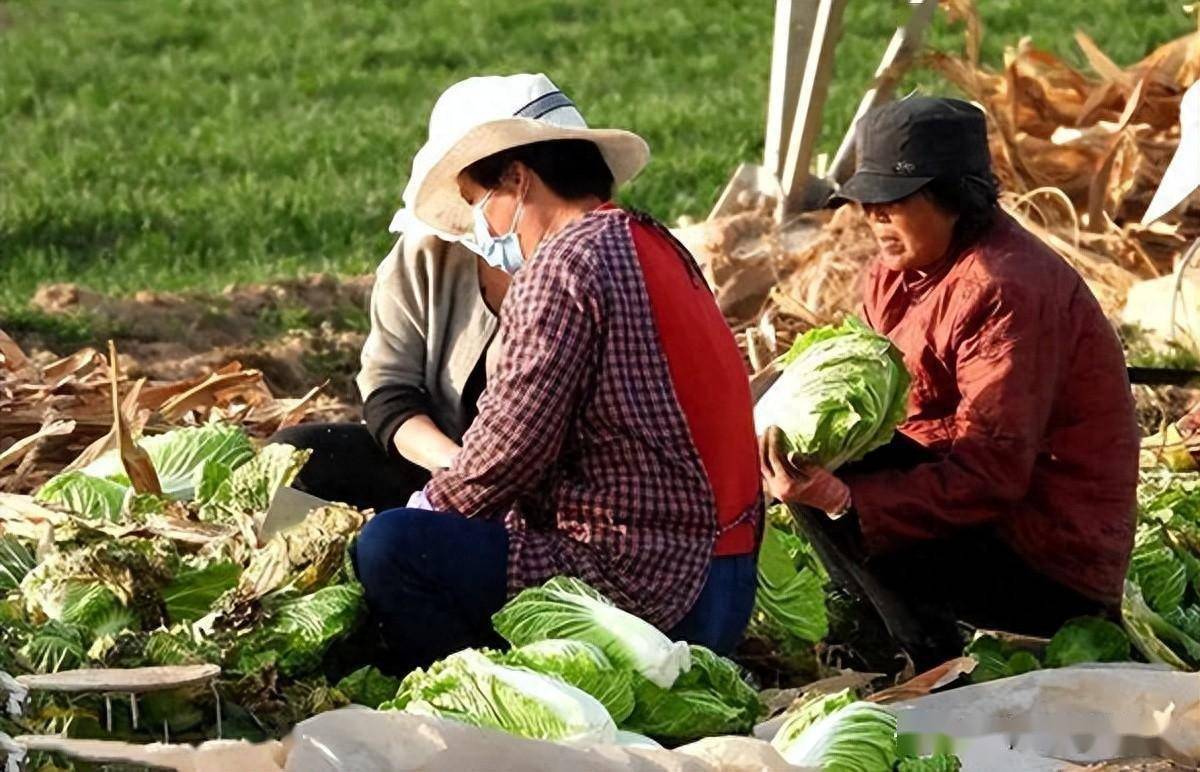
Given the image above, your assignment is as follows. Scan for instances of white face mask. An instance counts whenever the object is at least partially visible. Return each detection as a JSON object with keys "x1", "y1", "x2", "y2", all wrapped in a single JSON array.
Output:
[{"x1": 462, "y1": 189, "x2": 525, "y2": 274}]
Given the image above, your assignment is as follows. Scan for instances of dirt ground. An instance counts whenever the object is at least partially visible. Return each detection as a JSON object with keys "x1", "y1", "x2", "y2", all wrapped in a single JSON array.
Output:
[{"x1": 16, "y1": 274, "x2": 374, "y2": 421}]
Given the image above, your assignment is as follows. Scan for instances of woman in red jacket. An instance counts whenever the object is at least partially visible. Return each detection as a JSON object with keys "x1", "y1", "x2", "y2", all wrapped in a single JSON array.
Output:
[{"x1": 761, "y1": 97, "x2": 1140, "y2": 666}]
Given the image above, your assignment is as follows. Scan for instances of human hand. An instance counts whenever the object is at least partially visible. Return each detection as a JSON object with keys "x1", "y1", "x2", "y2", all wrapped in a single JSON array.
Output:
[
  {"x1": 759, "y1": 426, "x2": 851, "y2": 516},
  {"x1": 406, "y1": 487, "x2": 435, "y2": 511}
]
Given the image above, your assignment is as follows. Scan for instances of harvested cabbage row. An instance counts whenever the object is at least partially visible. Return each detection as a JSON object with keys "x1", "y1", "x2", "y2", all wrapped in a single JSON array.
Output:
[{"x1": 377, "y1": 577, "x2": 765, "y2": 745}]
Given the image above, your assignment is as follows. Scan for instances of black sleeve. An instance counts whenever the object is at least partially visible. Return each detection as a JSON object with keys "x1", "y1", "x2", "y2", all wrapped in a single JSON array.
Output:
[{"x1": 362, "y1": 384, "x2": 434, "y2": 457}]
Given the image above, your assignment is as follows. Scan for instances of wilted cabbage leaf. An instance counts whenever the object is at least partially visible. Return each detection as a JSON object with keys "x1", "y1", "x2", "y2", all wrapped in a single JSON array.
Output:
[
  {"x1": 622, "y1": 645, "x2": 762, "y2": 741},
  {"x1": 164, "y1": 560, "x2": 241, "y2": 624},
  {"x1": 754, "y1": 317, "x2": 910, "y2": 470},
  {"x1": 199, "y1": 443, "x2": 310, "y2": 523},
  {"x1": 383, "y1": 648, "x2": 617, "y2": 746},
  {"x1": 236, "y1": 582, "x2": 364, "y2": 676},
  {"x1": 492, "y1": 576, "x2": 691, "y2": 689},
  {"x1": 504, "y1": 639, "x2": 636, "y2": 723},
  {"x1": 1045, "y1": 617, "x2": 1131, "y2": 667},
  {"x1": 772, "y1": 690, "x2": 898, "y2": 771},
  {"x1": 35, "y1": 471, "x2": 129, "y2": 521},
  {"x1": 226, "y1": 504, "x2": 365, "y2": 610},
  {"x1": 80, "y1": 422, "x2": 256, "y2": 502}
]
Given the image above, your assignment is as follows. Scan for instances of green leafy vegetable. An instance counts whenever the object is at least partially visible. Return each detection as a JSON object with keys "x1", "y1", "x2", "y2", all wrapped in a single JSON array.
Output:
[
  {"x1": 751, "y1": 521, "x2": 829, "y2": 645},
  {"x1": 19, "y1": 621, "x2": 88, "y2": 673},
  {"x1": 335, "y1": 666, "x2": 402, "y2": 710},
  {"x1": 60, "y1": 583, "x2": 137, "y2": 640},
  {"x1": 771, "y1": 690, "x2": 898, "y2": 771},
  {"x1": 504, "y1": 639, "x2": 636, "y2": 723},
  {"x1": 163, "y1": 560, "x2": 241, "y2": 624},
  {"x1": 80, "y1": 422, "x2": 255, "y2": 502},
  {"x1": 35, "y1": 471, "x2": 129, "y2": 521},
  {"x1": 621, "y1": 645, "x2": 762, "y2": 741},
  {"x1": 1122, "y1": 580, "x2": 1200, "y2": 669},
  {"x1": 236, "y1": 583, "x2": 364, "y2": 676},
  {"x1": 383, "y1": 648, "x2": 617, "y2": 745},
  {"x1": 1045, "y1": 617, "x2": 1131, "y2": 667},
  {"x1": 1130, "y1": 526, "x2": 1188, "y2": 614},
  {"x1": 964, "y1": 636, "x2": 1041, "y2": 683},
  {"x1": 199, "y1": 443, "x2": 310, "y2": 523},
  {"x1": 753, "y1": 317, "x2": 910, "y2": 470},
  {"x1": 492, "y1": 576, "x2": 691, "y2": 689},
  {"x1": 0, "y1": 536, "x2": 36, "y2": 591},
  {"x1": 896, "y1": 755, "x2": 963, "y2": 771}
]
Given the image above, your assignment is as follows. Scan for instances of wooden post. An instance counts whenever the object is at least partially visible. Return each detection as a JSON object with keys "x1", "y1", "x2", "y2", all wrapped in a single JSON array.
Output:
[
  {"x1": 764, "y1": 0, "x2": 822, "y2": 182},
  {"x1": 777, "y1": 0, "x2": 849, "y2": 216},
  {"x1": 829, "y1": 0, "x2": 939, "y2": 184}
]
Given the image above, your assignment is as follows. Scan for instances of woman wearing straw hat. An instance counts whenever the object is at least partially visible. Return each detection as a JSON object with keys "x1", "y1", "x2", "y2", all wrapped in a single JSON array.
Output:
[
  {"x1": 761, "y1": 96, "x2": 1140, "y2": 668},
  {"x1": 352, "y1": 74, "x2": 763, "y2": 671}
]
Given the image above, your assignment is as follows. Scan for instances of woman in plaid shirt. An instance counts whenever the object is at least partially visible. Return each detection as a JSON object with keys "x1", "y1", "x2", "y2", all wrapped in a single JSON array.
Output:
[{"x1": 353, "y1": 74, "x2": 763, "y2": 673}]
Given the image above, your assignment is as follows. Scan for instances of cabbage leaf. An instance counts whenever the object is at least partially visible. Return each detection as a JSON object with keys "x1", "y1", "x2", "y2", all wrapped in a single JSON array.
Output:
[
  {"x1": 504, "y1": 638, "x2": 636, "y2": 723},
  {"x1": 383, "y1": 648, "x2": 617, "y2": 746},
  {"x1": 772, "y1": 690, "x2": 898, "y2": 771},
  {"x1": 492, "y1": 576, "x2": 691, "y2": 689},
  {"x1": 621, "y1": 645, "x2": 762, "y2": 741},
  {"x1": 1045, "y1": 617, "x2": 1131, "y2": 667}
]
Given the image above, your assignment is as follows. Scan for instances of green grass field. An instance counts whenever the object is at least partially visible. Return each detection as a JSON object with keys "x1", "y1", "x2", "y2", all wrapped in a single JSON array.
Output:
[{"x1": 1, "y1": 0, "x2": 1194, "y2": 317}]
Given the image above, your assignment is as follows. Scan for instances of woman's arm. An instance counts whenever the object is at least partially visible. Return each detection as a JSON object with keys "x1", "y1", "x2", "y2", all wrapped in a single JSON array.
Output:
[
  {"x1": 393, "y1": 414, "x2": 461, "y2": 472},
  {"x1": 424, "y1": 243, "x2": 600, "y2": 517},
  {"x1": 358, "y1": 234, "x2": 457, "y2": 471}
]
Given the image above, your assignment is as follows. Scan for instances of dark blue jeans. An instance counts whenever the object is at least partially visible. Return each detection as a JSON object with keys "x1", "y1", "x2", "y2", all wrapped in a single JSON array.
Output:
[{"x1": 352, "y1": 507, "x2": 758, "y2": 674}]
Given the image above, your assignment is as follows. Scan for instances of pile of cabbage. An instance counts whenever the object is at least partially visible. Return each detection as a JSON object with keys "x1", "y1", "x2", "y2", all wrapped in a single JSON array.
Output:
[
  {"x1": 368, "y1": 576, "x2": 763, "y2": 746},
  {"x1": 1, "y1": 423, "x2": 368, "y2": 741},
  {"x1": 366, "y1": 578, "x2": 960, "y2": 770}
]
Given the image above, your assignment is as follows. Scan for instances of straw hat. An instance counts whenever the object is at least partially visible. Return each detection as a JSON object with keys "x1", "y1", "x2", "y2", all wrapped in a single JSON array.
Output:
[
  {"x1": 403, "y1": 73, "x2": 650, "y2": 236},
  {"x1": 1143, "y1": 81, "x2": 1200, "y2": 225}
]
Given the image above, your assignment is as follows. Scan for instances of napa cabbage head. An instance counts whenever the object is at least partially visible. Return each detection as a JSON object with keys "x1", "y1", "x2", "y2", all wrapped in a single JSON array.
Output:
[
  {"x1": 492, "y1": 576, "x2": 691, "y2": 689},
  {"x1": 754, "y1": 317, "x2": 909, "y2": 470},
  {"x1": 503, "y1": 638, "x2": 635, "y2": 722},
  {"x1": 384, "y1": 648, "x2": 617, "y2": 746},
  {"x1": 771, "y1": 690, "x2": 898, "y2": 771}
]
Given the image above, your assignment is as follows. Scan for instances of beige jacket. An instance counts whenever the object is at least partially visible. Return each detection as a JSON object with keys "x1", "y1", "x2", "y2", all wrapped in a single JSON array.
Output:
[{"x1": 356, "y1": 225, "x2": 499, "y2": 442}]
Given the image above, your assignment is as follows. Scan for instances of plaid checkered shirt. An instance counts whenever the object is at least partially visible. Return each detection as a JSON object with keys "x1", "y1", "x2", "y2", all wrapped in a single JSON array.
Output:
[{"x1": 425, "y1": 208, "x2": 759, "y2": 629}]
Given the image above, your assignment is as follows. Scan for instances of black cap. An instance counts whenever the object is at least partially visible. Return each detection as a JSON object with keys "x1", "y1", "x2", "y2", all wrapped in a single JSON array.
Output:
[{"x1": 835, "y1": 97, "x2": 991, "y2": 205}]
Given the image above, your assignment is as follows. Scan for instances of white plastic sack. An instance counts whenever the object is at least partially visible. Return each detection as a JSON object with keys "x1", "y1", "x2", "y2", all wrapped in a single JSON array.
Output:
[{"x1": 282, "y1": 707, "x2": 803, "y2": 772}]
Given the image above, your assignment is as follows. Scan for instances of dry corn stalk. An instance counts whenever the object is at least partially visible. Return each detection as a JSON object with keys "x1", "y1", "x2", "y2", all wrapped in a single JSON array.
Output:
[
  {"x1": 0, "y1": 333, "x2": 326, "y2": 494},
  {"x1": 711, "y1": 0, "x2": 1199, "y2": 371}
]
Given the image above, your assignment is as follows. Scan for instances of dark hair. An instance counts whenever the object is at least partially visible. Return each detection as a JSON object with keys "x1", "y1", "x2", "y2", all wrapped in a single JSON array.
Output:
[
  {"x1": 921, "y1": 173, "x2": 1000, "y2": 245},
  {"x1": 463, "y1": 139, "x2": 615, "y2": 201}
]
